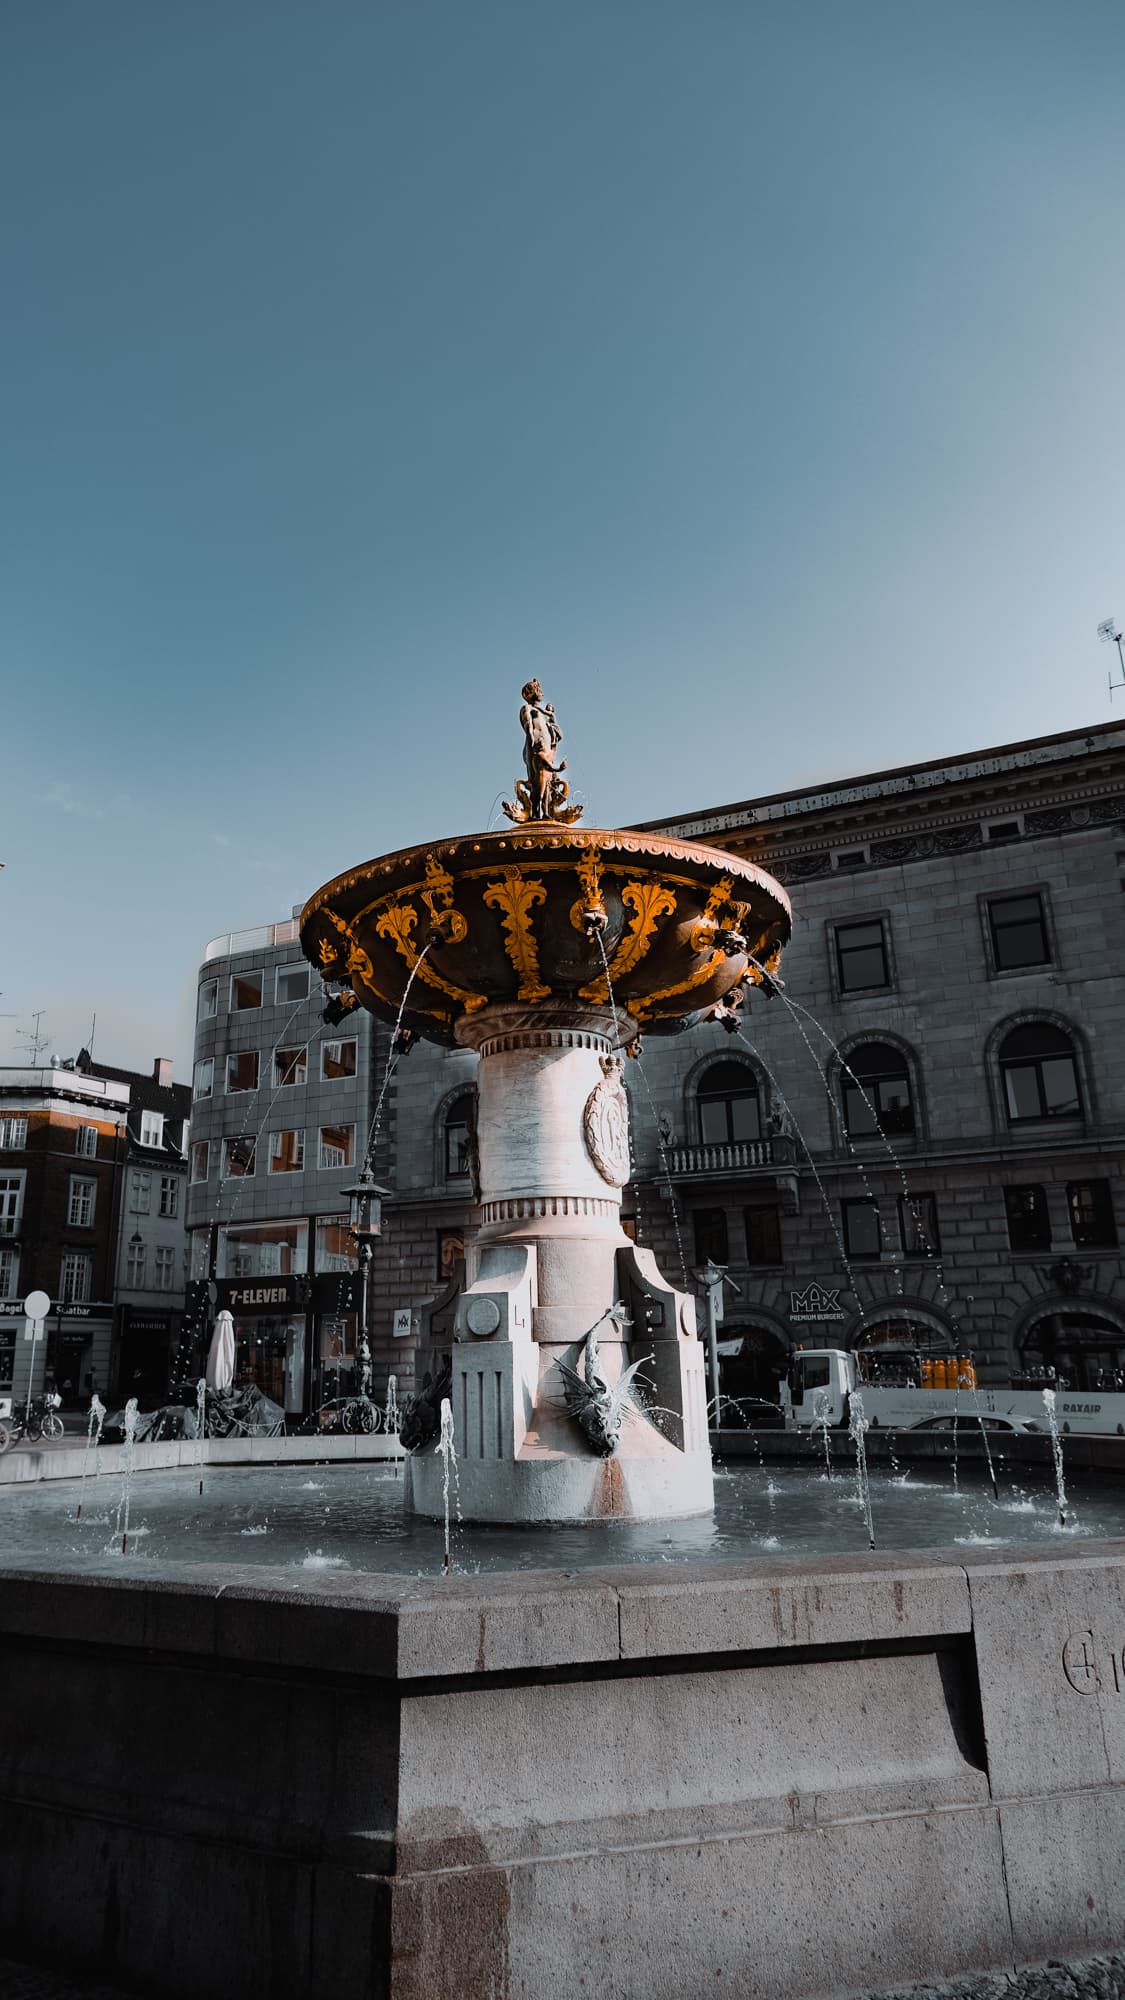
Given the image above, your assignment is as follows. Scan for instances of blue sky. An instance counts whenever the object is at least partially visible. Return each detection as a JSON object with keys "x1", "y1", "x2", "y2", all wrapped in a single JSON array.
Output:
[{"x1": 4, "y1": 1, "x2": 1125, "y2": 1076}]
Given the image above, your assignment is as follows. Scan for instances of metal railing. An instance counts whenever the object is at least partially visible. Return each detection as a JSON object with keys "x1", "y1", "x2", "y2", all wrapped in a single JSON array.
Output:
[{"x1": 203, "y1": 918, "x2": 300, "y2": 963}]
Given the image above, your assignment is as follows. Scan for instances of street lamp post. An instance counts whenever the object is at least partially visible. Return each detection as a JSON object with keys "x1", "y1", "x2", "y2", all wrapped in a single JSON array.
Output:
[
  {"x1": 696, "y1": 1259, "x2": 726, "y2": 1430},
  {"x1": 340, "y1": 1167, "x2": 389, "y2": 1404}
]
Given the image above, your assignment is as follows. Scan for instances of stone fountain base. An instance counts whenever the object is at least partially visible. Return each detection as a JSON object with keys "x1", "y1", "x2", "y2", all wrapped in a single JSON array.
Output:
[{"x1": 405, "y1": 1412, "x2": 714, "y2": 1525}]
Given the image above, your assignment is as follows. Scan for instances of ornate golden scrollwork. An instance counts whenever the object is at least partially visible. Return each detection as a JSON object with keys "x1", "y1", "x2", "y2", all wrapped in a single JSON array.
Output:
[
  {"x1": 631, "y1": 878, "x2": 736, "y2": 1020},
  {"x1": 421, "y1": 854, "x2": 469, "y2": 945},
  {"x1": 483, "y1": 868, "x2": 550, "y2": 1001},
  {"x1": 568, "y1": 847, "x2": 606, "y2": 934},
  {"x1": 320, "y1": 907, "x2": 375, "y2": 986},
  {"x1": 374, "y1": 903, "x2": 487, "y2": 1013},
  {"x1": 579, "y1": 879, "x2": 677, "y2": 1001}
]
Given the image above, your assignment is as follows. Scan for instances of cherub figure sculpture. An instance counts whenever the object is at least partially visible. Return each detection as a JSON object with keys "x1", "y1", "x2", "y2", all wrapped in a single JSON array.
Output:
[{"x1": 502, "y1": 680, "x2": 584, "y2": 824}]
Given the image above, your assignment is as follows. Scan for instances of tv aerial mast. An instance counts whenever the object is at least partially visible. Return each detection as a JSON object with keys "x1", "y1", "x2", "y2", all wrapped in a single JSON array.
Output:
[{"x1": 1098, "y1": 618, "x2": 1125, "y2": 699}]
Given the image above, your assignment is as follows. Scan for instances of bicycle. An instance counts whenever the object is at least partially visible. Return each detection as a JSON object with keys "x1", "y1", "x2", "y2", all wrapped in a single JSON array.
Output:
[{"x1": 0, "y1": 1392, "x2": 65, "y2": 1451}]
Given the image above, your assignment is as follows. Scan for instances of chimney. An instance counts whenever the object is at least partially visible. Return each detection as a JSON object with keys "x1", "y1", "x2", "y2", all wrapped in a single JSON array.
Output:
[{"x1": 153, "y1": 1057, "x2": 173, "y2": 1088}]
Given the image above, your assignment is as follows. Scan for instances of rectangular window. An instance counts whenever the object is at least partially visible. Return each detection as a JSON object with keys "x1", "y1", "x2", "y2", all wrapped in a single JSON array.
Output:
[
  {"x1": 159, "y1": 1175, "x2": 179, "y2": 1218},
  {"x1": 319, "y1": 1124, "x2": 355, "y2": 1169},
  {"x1": 273, "y1": 1046, "x2": 308, "y2": 1088},
  {"x1": 276, "y1": 964, "x2": 309, "y2": 1005},
  {"x1": 218, "y1": 1217, "x2": 308, "y2": 1278},
  {"x1": 989, "y1": 893, "x2": 1050, "y2": 971},
  {"x1": 75, "y1": 1124, "x2": 98, "y2": 1158},
  {"x1": 1068, "y1": 1180, "x2": 1117, "y2": 1249},
  {"x1": 193, "y1": 1058, "x2": 214, "y2": 1100},
  {"x1": 155, "y1": 1246, "x2": 175, "y2": 1292},
  {"x1": 68, "y1": 1176, "x2": 96, "y2": 1228},
  {"x1": 744, "y1": 1206, "x2": 782, "y2": 1264},
  {"x1": 692, "y1": 1207, "x2": 729, "y2": 1265},
  {"x1": 835, "y1": 920, "x2": 890, "y2": 993},
  {"x1": 0, "y1": 1175, "x2": 24, "y2": 1236},
  {"x1": 230, "y1": 972, "x2": 263, "y2": 1011},
  {"x1": 140, "y1": 1110, "x2": 164, "y2": 1148},
  {"x1": 198, "y1": 979, "x2": 218, "y2": 1020},
  {"x1": 842, "y1": 1197, "x2": 881, "y2": 1258},
  {"x1": 0, "y1": 1117, "x2": 28, "y2": 1151},
  {"x1": 126, "y1": 1239, "x2": 146, "y2": 1288},
  {"x1": 226, "y1": 1051, "x2": 260, "y2": 1094},
  {"x1": 0, "y1": 1244, "x2": 19, "y2": 1299},
  {"x1": 270, "y1": 1129, "x2": 304, "y2": 1174},
  {"x1": 322, "y1": 1039, "x2": 357, "y2": 1081},
  {"x1": 60, "y1": 1251, "x2": 91, "y2": 1303},
  {"x1": 223, "y1": 1136, "x2": 257, "y2": 1179},
  {"x1": 315, "y1": 1214, "x2": 352, "y2": 1272},
  {"x1": 190, "y1": 1140, "x2": 210, "y2": 1184},
  {"x1": 445, "y1": 1113, "x2": 473, "y2": 1180},
  {"x1": 1004, "y1": 1184, "x2": 1051, "y2": 1253},
  {"x1": 130, "y1": 1171, "x2": 151, "y2": 1213},
  {"x1": 189, "y1": 1230, "x2": 210, "y2": 1280},
  {"x1": 898, "y1": 1193, "x2": 940, "y2": 1256}
]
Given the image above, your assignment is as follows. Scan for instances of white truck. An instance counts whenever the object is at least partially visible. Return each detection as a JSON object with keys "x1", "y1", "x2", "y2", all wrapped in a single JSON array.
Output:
[{"x1": 780, "y1": 1346, "x2": 1125, "y2": 1437}]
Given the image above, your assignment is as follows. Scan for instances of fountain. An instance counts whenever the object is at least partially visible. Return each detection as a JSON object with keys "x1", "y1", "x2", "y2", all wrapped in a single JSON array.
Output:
[{"x1": 298, "y1": 680, "x2": 791, "y2": 1524}]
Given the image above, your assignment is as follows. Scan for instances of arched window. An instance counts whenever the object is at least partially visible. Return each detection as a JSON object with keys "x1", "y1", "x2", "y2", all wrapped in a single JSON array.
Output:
[
  {"x1": 999, "y1": 1023, "x2": 1080, "y2": 1123},
  {"x1": 444, "y1": 1093, "x2": 475, "y2": 1180},
  {"x1": 841, "y1": 1043, "x2": 914, "y2": 1138},
  {"x1": 697, "y1": 1062, "x2": 760, "y2": 1145}
]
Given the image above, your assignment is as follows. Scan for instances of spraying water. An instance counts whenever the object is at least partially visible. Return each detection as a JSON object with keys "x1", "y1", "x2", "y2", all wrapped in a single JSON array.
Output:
[
  {"x1": 384, "y1": 1373, "x2": 400, "y2": 1436},
  {"x1": 1042, "y1": 1388, "x2": 1069, "y2": 1527},
  {"x1": 812, "y1": 1389, "x2": 833, "y2": 1479},
  {"x1": 196, "y1": 1377, "x2": 207, "y2": 1494},
  {"x1": 75, "y1": 1393, "x2": 106, "y2": 1521},
  {"x1": 848, "y1": 1391, "x2": 876, "y2": 1550},
  {"x1": 438, "y1": 1396, "x2": 458, "y2": 1574},
  {"x1": 116, "y1": 1398, "x2": 140, "y2": 1555}
]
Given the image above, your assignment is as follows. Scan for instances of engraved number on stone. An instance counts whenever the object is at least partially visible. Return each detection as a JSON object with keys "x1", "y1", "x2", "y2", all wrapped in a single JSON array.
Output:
[{"x1": 1062, "y1": 1630, "x2": 1100, "y2": 1693}]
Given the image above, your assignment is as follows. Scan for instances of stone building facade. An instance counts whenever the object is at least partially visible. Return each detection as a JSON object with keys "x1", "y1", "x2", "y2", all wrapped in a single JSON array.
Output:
[{"x1": 372, "y1": 718, "x2": 1125, "y2": 1403}]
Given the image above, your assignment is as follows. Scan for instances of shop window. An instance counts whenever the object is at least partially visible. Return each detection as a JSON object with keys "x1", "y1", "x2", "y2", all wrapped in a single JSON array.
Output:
[
  {"x1": 744, "y1": 1206, "x2": 782, "y2": 1264},
  {"x1": 270, "y1": 1129, "x2": 305, "y2": 1174},
  {"x1": 841, "y1": 1044, "x2": 914, "y2": 1138},
  {"x1": 322, "y1": 1039, "x2": 358, "y2": 1081},
  {"x1": 193, "y1": 1058, "x2": 213, "y2": 1101},
  {"x1": 159, "y1": 1175, "x2": 179, "y2": 1218},
  {"x1": 988, "y1": 893, "x2": 1050, "y2": 971},
  {"x1": 60, "y1": 1251, "x2": 92, "y2": 1304},
  {"x1": 190, "y1": 1140, "x2": 210, "y2": 1184},
  {"x1": 1068, "y1": 1180, "x2": 1117, "y2": 1249},
  {"x1": 444, "y1": 1096, "x2": 475, "y2": 1180},
  {"x1": 75, "y1": 1124, "x2": 98, "y2": 1158},
  {"x1": 218, "y1": 1218, "x2": 308, "y2": 1277},
  {"x1": 999, "y1": 1024, "x2": 1080, "y2": 1123},
  {"x1": 140, "y1": 1110, "x2": 164, "y2": 1148},
  {"x1": 223, "y1": 1136, "x2": 256, "y2": 1179},
  {"x1": 834, "y1": 919, "x2": 890, "y2": 993},
  {"x1": 276, "y1": 964, "x2": 310, "y2": 1006},
  {"x1": 697, "y1": 1062, "x2": 760, "y2": 1145},
  {"x1": 0, "y1": 1117, "x2": 28, "y2": 1151},
  {"x1": 67, "y1": 1176, "x2": 96, "y2": 1228},
  {"x1": 230, "y1": 972, "x2": 263, "y2": 1011},
  {"x1": 315, "y1": 1215, "x2": 352, "y2": 1272},
  {"x1": 273, "y1": 1046, "x2": 307, "y2": 1088},
  {"x1": 898, "y1": 1193, "x2": 940, "y2": 1256},
  {"x1": 842, "y1": 1197, "x2": 881, "y2": 1259},
  {"x1": 226, "y1": 1051, "x2": 260, "y2": 1094},
  {"x1": 198, "y1": 979, "x2": 218, "y2": 1021},
  {"x1": 1004, "y1": 1184, "x2": 1051, "y2": 1253},
  {"x1": 319, "y1": 1124, "x2": 355, "y2": 1170},
  {"x1": 692, "y1": 1207, "x2": 729, "y2": 1265}
]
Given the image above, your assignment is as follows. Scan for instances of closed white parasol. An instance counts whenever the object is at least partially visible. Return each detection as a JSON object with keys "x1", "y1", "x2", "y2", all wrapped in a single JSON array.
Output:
[{"x1": 205, "y1": 1309, "x2": 236, "y2": 1394}]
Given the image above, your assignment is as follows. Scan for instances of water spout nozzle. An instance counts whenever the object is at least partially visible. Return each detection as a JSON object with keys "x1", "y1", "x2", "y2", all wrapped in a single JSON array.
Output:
[{"x1": 582, "y1": 907, "x2": 608, "y2": 940}]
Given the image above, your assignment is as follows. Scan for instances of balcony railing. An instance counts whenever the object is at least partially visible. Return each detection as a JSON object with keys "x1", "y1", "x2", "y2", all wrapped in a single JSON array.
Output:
[
  {"x1": 667, "y1": 1139, "x2": 777, "y2": 1176},
  {"x1": 203, "y1": 918, "x2": 300, "y2": 963}
]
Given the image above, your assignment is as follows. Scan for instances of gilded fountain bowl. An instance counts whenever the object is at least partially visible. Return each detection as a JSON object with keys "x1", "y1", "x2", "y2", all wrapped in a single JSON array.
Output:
[{"x1": 300, "y1": 823, "x2": 792, "y2": 1046}]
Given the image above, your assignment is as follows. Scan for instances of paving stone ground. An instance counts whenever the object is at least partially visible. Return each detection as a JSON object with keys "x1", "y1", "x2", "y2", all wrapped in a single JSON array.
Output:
[{"x1": 3, "y1": 1949, "x2": 1125, "y2": 1999}]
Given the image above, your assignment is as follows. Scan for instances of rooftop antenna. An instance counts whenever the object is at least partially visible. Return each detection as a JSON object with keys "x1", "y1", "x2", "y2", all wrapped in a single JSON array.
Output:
[
  {"x1": 16, "y1": 1011, "x2": 49, "y2": 1065},
  {"x1": 1098, "y1": 618, "x2": 1125, "y2": 699}
]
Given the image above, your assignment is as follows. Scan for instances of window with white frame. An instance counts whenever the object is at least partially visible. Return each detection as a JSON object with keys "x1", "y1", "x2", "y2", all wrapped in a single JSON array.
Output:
[
  {"x1": 68, "y1": 1176, "x2": 96, "y2": 1228},
  {"x1": 276, "y1": 964, "x2": 309, "y2": 1005},
  {"x1": 60, "y1": 1251, "x2": 92, "y2": 1304},
  {"x1": 0, "y1": 1244, "x2": 19, "y2": 1298},
  {"x1": 198, "y1": 979, "x2": 218, "y2": 1021},
  {"x1": 190, "y1": 1140, "x2": 210, "y2": 1183},
  {"x1": 318, "y1": 1124, "x2": 354, "y2": 1169},
  {"x1": 130, "y1": 1171, "x2": 151, "y2": 1213},
  {"x1": 75, "y1": 1124, "x2": 98, "y2": 1158},
  {"x1": 322, "y1": 1039, "x2": 357, "y2": 1081},
  {"x1": 226, "y1": 1051, "x2": 260, "y2": 1094},
  {"x1": 155, "y1": 1246, "x2": 175, "y2": 1292},
  {"x1": 0, "y1": 1175, "x2": 25, "y2": 1236},
  {"x1": 159, "y1": 1175, "x2": 179, "y2": 1217},
  {"x1": 193, "y1": 1058, "x2": 214, "y2": 1100},
  {"x1": 0, "y1": 1116, "x2": 28, "y2": 1151},
  {"x1": 223, "y1": 1136, "x2": 256, "y2": 1178},
  {"x1": 270, "y1": 1129, "x2": 304, "y2": 1174},
  {"x1": 126, "y1": 1239, "x2": 146, "y2": 1288},
  {"x1": 140, "y1": 1110, "x2": 164, "y2": 1148},
  {"x1": 230, "y1": 971, "x2": 263, "y2": 1011},
  {"x1": 273, "y1": 1046, "x2": 308, "y2": 1088}
]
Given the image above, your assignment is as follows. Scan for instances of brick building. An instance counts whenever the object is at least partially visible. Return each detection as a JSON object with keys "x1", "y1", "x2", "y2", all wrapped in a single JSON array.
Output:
[{"x1": 372, "y1": 717, "x2": 1125, "y2": 1404}]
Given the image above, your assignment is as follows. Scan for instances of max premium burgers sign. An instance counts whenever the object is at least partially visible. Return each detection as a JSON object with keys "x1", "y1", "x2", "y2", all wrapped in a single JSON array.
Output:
[{"x1": 788, "y1": 1283, "x2": 847, "y2": 1325}]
